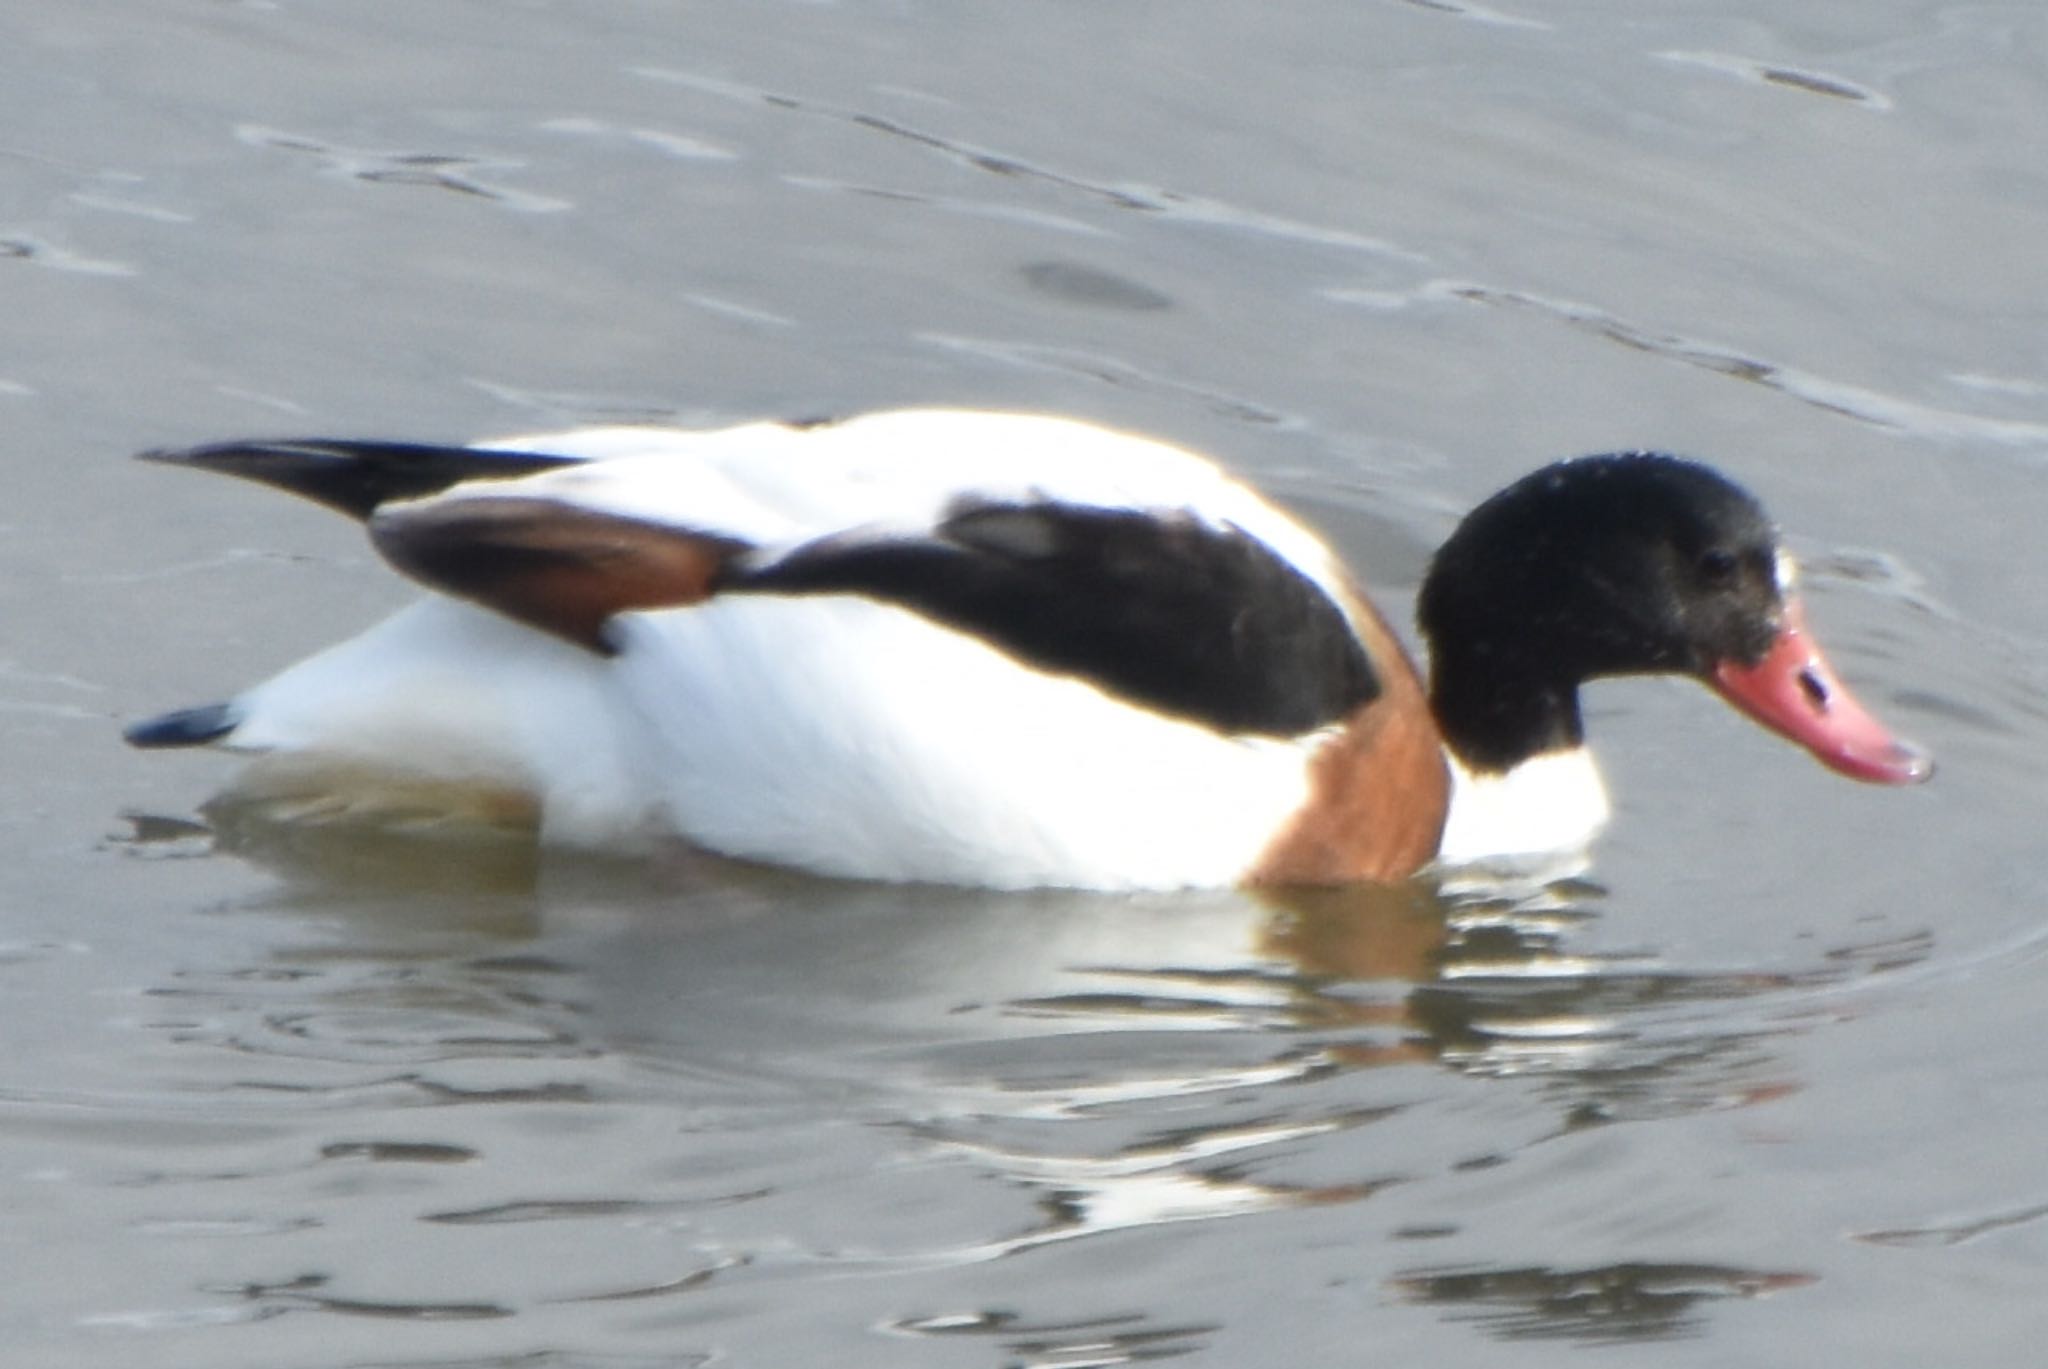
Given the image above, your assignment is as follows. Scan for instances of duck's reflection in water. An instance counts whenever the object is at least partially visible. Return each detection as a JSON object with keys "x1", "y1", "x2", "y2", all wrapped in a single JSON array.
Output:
[
  {"x1": 121, "y1": 811, "x2": 1924, "y2": 1347},
  {"x1": 1388, "y1": 1261, "x2": 1817, "y2": 1346}
]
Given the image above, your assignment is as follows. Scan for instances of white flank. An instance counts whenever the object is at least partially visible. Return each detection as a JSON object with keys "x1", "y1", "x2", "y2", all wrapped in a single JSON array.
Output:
[
  {"x1": 216, "y1": 595, "x2": 1317, "y2": 889},
  {"x1": 220, "y1": 598, "x2": 653, "y2": 846},
  {"x1": 608, "y1": 596, "x2": 1319, "y2": 890}
]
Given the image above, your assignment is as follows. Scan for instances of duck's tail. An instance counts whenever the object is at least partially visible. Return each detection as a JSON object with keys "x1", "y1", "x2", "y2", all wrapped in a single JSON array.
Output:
[
  {"x1": 136, "y1": 439, "x2": 580, "y2": 521},
  {"x1": 124, "y1": 701, "x2": 242, "y2": 749}
]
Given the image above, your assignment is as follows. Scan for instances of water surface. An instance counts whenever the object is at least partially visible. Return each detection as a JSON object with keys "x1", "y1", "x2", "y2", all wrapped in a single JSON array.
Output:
[{"x1": 6, "y1": 1, "x2": 2047, "y2": 1365}]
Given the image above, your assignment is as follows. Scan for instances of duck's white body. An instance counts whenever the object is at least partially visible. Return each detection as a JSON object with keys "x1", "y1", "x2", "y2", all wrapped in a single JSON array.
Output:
[
  {"x1": 182, "y1": 411, "x2": 1487, "y2": 889},
  {"x1": 233, "y1": 592, "x2": 1344, "y2": 888}
]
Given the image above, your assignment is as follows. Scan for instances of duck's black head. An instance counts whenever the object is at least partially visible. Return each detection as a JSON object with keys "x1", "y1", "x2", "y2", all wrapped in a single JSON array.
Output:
[{"x1": 1418, "y1": 452, "x2": 1930, "y2": 784}]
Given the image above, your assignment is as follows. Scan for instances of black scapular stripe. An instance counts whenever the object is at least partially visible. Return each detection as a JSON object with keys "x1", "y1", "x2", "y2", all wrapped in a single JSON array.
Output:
[
  {"x1": 734, "y1": 499, "x2": 1379, "y2": 737},
  {"x1": 138, "y1": 440, "x2": 582, "y2": 520}
]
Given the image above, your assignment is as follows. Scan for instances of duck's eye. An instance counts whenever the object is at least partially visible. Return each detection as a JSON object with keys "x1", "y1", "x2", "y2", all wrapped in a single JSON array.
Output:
[{"x1": 1697, "y1": 548, "x2": 1740, "y2": 586}]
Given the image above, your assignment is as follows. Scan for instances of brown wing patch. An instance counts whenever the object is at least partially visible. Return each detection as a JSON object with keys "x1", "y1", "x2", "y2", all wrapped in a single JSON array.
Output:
[
  {"x1": 371, "y1": 496, "x2": 749, "y2": 654},
  {"x1": 1244, "y1": 585, "x2": 1448, "y2": 885}
]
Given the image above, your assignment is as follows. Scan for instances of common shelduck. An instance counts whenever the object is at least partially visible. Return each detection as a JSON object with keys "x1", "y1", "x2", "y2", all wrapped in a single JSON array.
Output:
[{"x1": 125, "y1": 410, "x2": 1930, "y2": 889}]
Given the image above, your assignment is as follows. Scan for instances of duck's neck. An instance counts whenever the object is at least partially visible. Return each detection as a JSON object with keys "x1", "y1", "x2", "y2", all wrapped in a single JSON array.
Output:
[
  {"x1": 1421, "y1": 646, "x2": 1612, "y2": 868},
  {"x1": 1425, "y1": 645, "x2": 1587, "y2": 776}
]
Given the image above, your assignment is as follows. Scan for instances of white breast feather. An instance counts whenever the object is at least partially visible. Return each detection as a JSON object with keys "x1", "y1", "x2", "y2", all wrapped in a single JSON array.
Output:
[{"x1": 1435, "y1": 748, "x2": 1611, "y2": 871}]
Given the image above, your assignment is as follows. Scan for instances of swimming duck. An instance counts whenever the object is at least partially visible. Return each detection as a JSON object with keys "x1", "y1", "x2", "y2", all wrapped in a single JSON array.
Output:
[{"x1": 125, "y1": 409, "x2": 1929, "y2": 889}]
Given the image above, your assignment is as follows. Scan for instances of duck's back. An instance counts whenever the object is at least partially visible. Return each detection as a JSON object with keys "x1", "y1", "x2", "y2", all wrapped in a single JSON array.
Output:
[{"x1": 151, "y1": 411, "x2": 1436, "y2": 888}]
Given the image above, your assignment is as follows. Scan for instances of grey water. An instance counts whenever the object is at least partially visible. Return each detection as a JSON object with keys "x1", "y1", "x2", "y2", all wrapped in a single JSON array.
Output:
[{"x1": 6, "y1": 1, "x2": 2048, "y2": 1365}]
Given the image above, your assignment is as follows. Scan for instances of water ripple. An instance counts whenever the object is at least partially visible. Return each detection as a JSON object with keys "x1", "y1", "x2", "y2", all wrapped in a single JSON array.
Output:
[
  {"x1": 917, "y1": 334, "x2": 1295, "y2": 425},
  {"x1": 0, "y1": 230, "x2": 132, "y2": 275},
  {"x1": 885, "y1": 1309, "x2": 1217, "y2": 1367},
  {"x1": 1657, "y1": 50, "x2": 1893, "y2": 108},
  {"x1": 234, "y1": 125, "x2": 571, "y2": 213},
  {"x1": 632, "y1": 65, "x2": 1420, "y2": 261},
  {"x1": 211, "y1": 1273, "x2": 511, "y2": 1322},
  {"x1": 1854, "y1": 1200, "x2": 2048, "y2": 1248},
  {"x1": 1408, "y1": 280, "x2": 2048, "y2": 448}
]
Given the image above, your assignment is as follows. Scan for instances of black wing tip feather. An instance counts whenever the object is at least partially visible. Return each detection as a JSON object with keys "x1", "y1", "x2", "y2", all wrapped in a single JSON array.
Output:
[
  {"x1": 124, "y1": 702, "x2": 241, "y2": 749},
  {"x1": 135, "y1": 439, "x2": 582, "y2": 520}
]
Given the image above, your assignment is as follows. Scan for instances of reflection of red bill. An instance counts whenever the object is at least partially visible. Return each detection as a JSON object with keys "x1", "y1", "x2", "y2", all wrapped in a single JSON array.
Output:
[{"x1": 1710, "y1": 599, "x2": 1933, "y2": 785}]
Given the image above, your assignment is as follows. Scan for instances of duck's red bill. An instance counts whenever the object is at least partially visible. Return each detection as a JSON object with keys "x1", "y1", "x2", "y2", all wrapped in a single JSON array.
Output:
[{"x1": 1709, "y1": 599, "x2": 1933, "y2": 785}]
